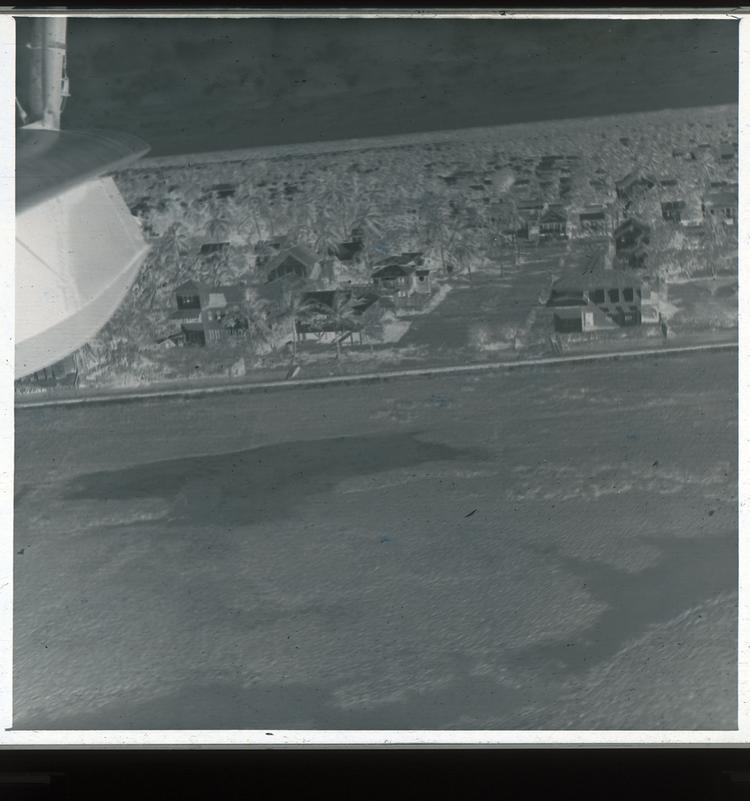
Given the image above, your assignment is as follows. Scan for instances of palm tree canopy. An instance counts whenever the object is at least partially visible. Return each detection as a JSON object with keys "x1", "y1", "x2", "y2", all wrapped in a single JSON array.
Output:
[{"x1": 205, "y1": 216, "x2": 231, "y2": 242}]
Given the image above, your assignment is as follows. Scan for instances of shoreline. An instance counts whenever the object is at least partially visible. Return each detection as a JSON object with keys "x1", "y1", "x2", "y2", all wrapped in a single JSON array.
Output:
[
  {"x1": 15, "y1": 338, "x2": 738, "y2": 410},
  {"x1": 130, "y1": 103, "x2": 737, "y2": 169}
]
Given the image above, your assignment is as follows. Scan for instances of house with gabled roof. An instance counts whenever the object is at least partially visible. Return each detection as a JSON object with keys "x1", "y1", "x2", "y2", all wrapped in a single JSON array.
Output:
[
  {"x1": 515, "y1": 197, "x2": 545, "y2": 241},
  {"x1": 615, "y1": 170, "x2": 657, "y2": 204},
  {"x1": 371, "y1": 253, "x2": 432, "y2": 309},
  {"x1": 539, "y1": 205, "x2": 568, "y2": 240},
  {"x1": 264, "y1": 244, "x2": 321, "y2": 283}
]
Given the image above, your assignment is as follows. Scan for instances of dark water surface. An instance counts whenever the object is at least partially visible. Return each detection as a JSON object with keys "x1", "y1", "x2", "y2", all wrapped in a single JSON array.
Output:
[
  {"x1": 14, "y1": 352, "x2": 737, "y2": 730},
  {"x1": 48, "y1": 18, "x2": 739, "y2": 156}
]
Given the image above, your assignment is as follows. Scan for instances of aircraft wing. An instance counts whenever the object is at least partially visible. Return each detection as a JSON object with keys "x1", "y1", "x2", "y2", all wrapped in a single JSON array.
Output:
[
  {"x1": 16, "y1": 128, "x2": 151, "y2": 379},
  {"x1": 16, "y1": 127, "x2": 150, "y2": 213}
]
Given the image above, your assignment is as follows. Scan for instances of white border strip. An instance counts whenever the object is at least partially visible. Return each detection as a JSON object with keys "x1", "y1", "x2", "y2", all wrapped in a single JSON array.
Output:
[
  {"x1": 737, "y1": 14, "x2": 749, "y2": 734},
  {"x1": 7, "y1": 12, "x2": 742, "y2": 20},
  {"x1": 0, "y1": 730, "x2": 746, "y2": 747},
  {"x1": 0, "y1": 14, "x2": 14, "y2": 735}
]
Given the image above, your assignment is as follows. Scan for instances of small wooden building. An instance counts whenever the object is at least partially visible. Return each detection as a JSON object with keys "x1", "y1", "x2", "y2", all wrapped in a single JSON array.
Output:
[
  {"x1": 578, "y1": 206, "x2": 608, "y2": 235},
  {"x1": 661, "y1": 200, "x2": 686, "y2": 223},
  {"x1": 18, "y1": 354, "x2": 79, "y2": 390},
  {"x1": 717, "y1": 142, "x2": 737, "y2": 161},
  {"x1": 205, "y1": 183, "x2": 236, "y2": 200},
  {"x1": 702, "y1": 191, "x2": 738, "y2": 226}
]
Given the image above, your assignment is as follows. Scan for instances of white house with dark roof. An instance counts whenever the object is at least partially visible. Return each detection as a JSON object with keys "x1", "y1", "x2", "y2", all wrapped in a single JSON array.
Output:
[{"x1": 546, "y1": 270, "x2": 648, "y2": 333}]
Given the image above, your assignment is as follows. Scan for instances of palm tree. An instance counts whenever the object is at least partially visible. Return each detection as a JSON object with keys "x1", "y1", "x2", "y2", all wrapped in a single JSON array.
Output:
[
  {"x1": 221, "y1": 196, "x2": 246, "y2": 238},
  {"x1": 422, "y1": 193, "x2": 465, "y2": 274},
  {"x1": 352, "y1": 203, "x2": 385, "y2": 251},
  {"x1": 327, "y1": 291, "x2": 361, "y2": 361},
  {"x1": 205, "y1": 214, "x2": 231, "y2": 243},
  {"x1": 170, "y1": 222, "x2": 192, "y2": 261},
  {"x1": 242, "y1": 287, "x2": 273, "y2": 349},
  {"x1": 311, "y1": 173, "x2": 384, "y2": 252},
  {"x1": 206, "y1": 249, "x2": 232, "y2": 284},
  {"x1": 230, "y1": 187, "x2": 269, "y2": 243},
  {"x1": 314, "y1": 220, "x2": 344, "y2": 265},
  {"x1": 136, "y1": 224, "x2": 195, "y2": 310},
  {"x1": 358, "y1": 305, "x2": 385, "y2": 353},
  {"x1": 162, "y1": 193, "x2": 184, "y2": 227},
  {"x1": 280, "y1": 288, "x2": 315, "y2": 357},
  {"x1": 479, "y1": 199, "x2": 519, "y2": 275},
  {"x1": 276, "y1": 203, "x2": 315, "y2": 250},
  {"x1": 225, "y1": 244, "x2": 252, "y2": 283},
  {"x1": 451, "y1": 234, "x2": 475, "y2": 283}
]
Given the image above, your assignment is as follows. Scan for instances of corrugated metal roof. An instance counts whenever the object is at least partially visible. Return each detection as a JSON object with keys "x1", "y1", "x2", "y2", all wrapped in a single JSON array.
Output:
[
  {"x1": 200, "y1": 242, "x2": 230, "y2": 255},
  {"x1": 207, "y1": 293, "x2": 227, "y2": 308},
  {"x1": 372, "y1": 262, "x2": 416, "y2": 280},
  {"x1": 541, "y1": 206, "x2": 567, "y2": 224},
  {"x1": 170, "y1": 309, "x2": 202, "y2": 321},
  {"x1": 579, "y1": 209, "x2": 606, "y2": 220}
]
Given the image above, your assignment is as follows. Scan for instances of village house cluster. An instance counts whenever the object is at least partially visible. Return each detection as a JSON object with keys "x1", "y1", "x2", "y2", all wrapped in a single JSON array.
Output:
[
  {"x1": 164, "y1": 231, "x2": 435, "y2": 351},
  {"x1": 16, "y1": 111, "x2": 737, "y2": 390},
  {"x1": 534, "y1": 155, "x2": 737, "y2": 338},
  {"x1": 411, "y1": 136, "x2": 736, "y2": 340}
]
